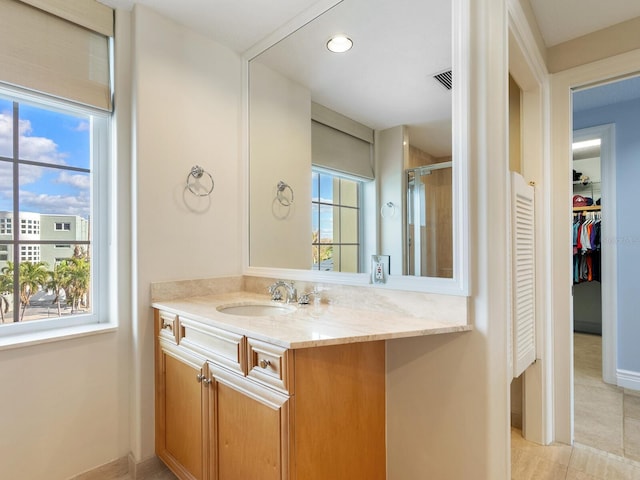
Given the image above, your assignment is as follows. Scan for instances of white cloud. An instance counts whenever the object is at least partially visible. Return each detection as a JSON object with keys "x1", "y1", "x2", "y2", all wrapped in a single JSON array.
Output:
[
  {"x1": 19, "y1": 190, "x2": 89, "y2": 217},
  {"x1": 0, "y1": 112, "x2": 68, "y2": 167},
  {"x1": 57, "y1": 171, "x2": 90, "y2": 190},
  {"x1": 0, "y1": 112, "x2": 13, "y2": 157},
  {"x1": 74, "y1": 121, "x2": 90, "y2": 132}
]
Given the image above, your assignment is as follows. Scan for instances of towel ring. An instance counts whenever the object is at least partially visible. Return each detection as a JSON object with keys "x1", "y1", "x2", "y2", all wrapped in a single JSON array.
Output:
[
  {"x1": 187, "y1": 165, "x2": 214, "y2": 197},
  {"x1": 380, "y1": 201, "x2": 396, "y2": 218},
  {"x1": 276, "y1": 180, "x2": 294, "y2": 206}
]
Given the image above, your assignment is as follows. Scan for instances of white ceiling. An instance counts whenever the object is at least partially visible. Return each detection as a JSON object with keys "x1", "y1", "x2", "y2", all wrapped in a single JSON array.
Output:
[
  {"x1": 99, "y1": 0, "x2": 322, "y2": 53},
  {"x1": 99, "y1": 0, "x2": 640, "y2": 55},
  {"x1": 99, "y1": 0, "x2": 640, "y2": 156}
]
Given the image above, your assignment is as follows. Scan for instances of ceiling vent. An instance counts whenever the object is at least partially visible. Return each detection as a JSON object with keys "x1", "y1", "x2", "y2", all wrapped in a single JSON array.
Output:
[{"x1": 433, "y1": 70, "x2": 452, "y2": 90}]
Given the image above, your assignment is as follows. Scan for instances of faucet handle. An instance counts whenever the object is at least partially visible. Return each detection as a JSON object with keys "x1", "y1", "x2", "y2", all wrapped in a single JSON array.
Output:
[{"x1": 298, "y1": 293, "x2": 311, "y2": 305}]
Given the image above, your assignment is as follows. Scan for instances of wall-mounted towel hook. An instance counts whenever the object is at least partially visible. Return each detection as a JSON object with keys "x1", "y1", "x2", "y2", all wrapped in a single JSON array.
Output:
[
  {"x1": 187, "y1": 165, "x2": 214, "y2": 196},
  {"x1": 276, "y1": 180, "x2": 294, "y2": 206}
]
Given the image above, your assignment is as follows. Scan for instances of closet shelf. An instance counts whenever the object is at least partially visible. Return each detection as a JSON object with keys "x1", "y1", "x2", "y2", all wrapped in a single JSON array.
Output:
[{"x1": 573, "y1": 205, "x2": 601, "y2": 212}]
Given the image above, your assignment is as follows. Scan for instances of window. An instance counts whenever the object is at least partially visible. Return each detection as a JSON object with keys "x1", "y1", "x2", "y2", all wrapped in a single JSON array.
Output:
[
  {"x1": 311, "y1": 169, "x2": 361, "y2": 272},
  {"x1": 0, "y1": 218, "x2": 11, "y2": 234},
  {"x1": 54, "y1": 222, "x2": 71, "y2": 231},
  {"x1": 0, "y1": 87, "x2": 109, "y2": 329}
]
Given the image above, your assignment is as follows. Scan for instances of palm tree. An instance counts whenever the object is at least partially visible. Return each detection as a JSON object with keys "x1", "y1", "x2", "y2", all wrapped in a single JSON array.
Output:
[
  {"x1": 19, "y1": 261, "x2": 49, "y2": 321},
  {"x1": 47, "y1": 262, "x2": 68, "y2": 317},
  {"x1": 0, "y1": 262, "x2": 13, "y2": 323},
  {"x1": 61, "y1": 257, "x2": 90, "y2": 313}
]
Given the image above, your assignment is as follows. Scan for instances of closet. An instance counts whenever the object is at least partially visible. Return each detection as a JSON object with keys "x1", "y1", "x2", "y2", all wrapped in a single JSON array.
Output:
[{"x1": 572, "y1": 154, "x2": 602, "y2": 334}]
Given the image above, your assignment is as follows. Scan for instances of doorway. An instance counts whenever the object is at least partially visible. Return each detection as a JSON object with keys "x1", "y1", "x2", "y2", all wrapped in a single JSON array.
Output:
[{"x1": 570, "y1": 76, "x2": 640, "y2": 460}]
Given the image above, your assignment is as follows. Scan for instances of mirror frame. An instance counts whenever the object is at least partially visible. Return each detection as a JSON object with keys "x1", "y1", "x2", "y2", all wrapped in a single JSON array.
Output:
[{"x1": 241, "y1": 0, "x2": 470, "y2": 295}]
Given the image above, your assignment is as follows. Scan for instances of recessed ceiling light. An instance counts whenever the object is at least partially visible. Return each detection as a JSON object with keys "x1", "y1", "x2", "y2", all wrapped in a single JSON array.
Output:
[{"x1": 327, "y1": 34, "x2": 353, "y2": 53}]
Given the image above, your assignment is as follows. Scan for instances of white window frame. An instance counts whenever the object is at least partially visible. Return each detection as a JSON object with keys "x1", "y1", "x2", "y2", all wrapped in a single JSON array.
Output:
[
  {"x1": 0, "y1": 84, "x2": 112, "y2": 343},
  {"x1": 311, "y1": 166, "x2": 365, "y2": 273}
]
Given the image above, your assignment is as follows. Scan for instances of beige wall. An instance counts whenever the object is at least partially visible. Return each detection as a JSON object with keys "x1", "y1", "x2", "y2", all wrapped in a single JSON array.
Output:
[
  {"x1": 376, "y1": 126, "x2": 405, "y2": 276},
  {"x1": 249, "y1": 61, "x2": 312, "y2": 270},
  {"x1": 130, "y1": 4, "x2": 243, "y2": 461},
  {"x1": 0, "y1": 334, "x2": 130, "y2": 480},
  {"x1": 387, "y1": 0, "x2": 511, "y2": 477}
]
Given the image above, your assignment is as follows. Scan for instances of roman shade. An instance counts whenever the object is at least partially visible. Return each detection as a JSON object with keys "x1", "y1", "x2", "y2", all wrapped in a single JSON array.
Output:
[
  {"x1": 312, "y1": 121, "x2": 374, "y2": 180},
  {"x1": 0, "y1": 0, "x2": 114, "y2": 111}
]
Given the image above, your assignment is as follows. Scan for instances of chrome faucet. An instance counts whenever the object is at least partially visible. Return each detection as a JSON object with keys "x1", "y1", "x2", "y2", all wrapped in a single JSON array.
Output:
[{"x1": 268, "y1": 280, "x2": 297, "y2": 304}]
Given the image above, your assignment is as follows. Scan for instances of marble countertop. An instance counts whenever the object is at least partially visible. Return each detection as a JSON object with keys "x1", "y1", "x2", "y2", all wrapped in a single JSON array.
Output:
[{"x1": 152, "y1": 291, "x2": 471, "y2": 349}]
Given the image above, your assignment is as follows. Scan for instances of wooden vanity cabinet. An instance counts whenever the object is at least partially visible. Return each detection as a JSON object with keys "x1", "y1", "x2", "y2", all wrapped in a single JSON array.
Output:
[
  {"x1": 209, "y1": 363, "x2": 291, "y2": 480},
  {"x1": 155, "y1": 338, "x2": 207, "y2": 480},
  {"x1": 154, "y1": 309, "x2": 386, "y2": 480}
]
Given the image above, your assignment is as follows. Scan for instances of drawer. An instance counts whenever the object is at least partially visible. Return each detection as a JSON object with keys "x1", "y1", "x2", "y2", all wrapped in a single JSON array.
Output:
[
  {"x1": 247, "y1": 337, "x2": 292, "y2": 394},
  {"x1": 157, "y1": 310, "x2": 178, "y2": 344},
  {"x1": 178, "y1": 316, "x2": 245, "y2": 375}
]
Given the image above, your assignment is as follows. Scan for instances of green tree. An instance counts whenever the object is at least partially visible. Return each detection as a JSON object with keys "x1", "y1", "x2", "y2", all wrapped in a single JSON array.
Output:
[
  {"x1": 61, "y1": 257, "x2": 90, "y2": 313},
  {"x1": 18, "y1": 261, "x2": 49, "y2": 321},
  {"x1": 0, "y1": 262, "x2": 13, "y2": 323},
  {"x1": 47, "y1": 262, "x2": 68, "y2": 317}
]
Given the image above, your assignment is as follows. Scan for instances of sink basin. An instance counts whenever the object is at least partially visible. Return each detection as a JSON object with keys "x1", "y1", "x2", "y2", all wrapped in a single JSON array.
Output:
[{"x1": 216, "y1": 302, "x2": 296, "y2": 317}]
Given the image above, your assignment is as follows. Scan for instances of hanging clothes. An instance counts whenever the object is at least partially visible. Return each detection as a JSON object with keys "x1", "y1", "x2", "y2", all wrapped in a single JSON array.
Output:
[{"x1": 573, "y1": 211, "x2": 601, "y2": 284}]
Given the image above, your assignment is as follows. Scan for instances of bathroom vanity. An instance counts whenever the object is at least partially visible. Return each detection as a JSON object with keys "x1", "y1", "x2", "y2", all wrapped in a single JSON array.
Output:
[{"x1": 153, "y1": 288, "x2": 469, "y2": 480}]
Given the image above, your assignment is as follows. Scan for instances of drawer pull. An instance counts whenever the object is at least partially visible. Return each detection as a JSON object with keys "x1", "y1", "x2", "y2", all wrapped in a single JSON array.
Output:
[
  {"x1": 259, "y1": 359, "x2": 271, "y2": 369},
  {"x1": 162, "y1": 320, "x2": 173, "y2": 331}
]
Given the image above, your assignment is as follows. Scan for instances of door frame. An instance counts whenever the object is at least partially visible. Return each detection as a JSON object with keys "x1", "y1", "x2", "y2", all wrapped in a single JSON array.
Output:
[
  {"x1": 549, "y1": 50, "x2": 640, "y2": 444},
  {"x1": 571, "y1": 124, "x2": 617, "y2": 386}
]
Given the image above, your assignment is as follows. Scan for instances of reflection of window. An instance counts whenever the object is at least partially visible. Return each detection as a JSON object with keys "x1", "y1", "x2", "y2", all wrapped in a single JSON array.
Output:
[{"x1": 311, "y1": 169, "x2": 361, "y2": 272}]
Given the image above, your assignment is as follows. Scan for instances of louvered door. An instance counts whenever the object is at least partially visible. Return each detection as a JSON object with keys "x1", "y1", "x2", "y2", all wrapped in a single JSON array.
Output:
[{"x1": 511, "y1": 172, "x2": 536, "y2": 378}]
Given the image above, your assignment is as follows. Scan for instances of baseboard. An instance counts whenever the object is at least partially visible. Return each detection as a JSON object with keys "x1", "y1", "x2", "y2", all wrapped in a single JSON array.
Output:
[
  {"x1": 67, "y1": 454, "x2": 170, "y2": 480},
  {"x1": 617, "y1": 369, "x2": 640, "y2": 391},
  {"x1": 68, "y1": 457, "x2": 128, "y2": 480},
  {"x1": 128, "y1": 453, "x2": 171, "y2": 479}
]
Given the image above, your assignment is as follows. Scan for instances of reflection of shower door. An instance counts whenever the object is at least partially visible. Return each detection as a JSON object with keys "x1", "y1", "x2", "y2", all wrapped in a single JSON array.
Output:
[{"x1": 406, "y1": 162, "x2": 453, "y2": 278}]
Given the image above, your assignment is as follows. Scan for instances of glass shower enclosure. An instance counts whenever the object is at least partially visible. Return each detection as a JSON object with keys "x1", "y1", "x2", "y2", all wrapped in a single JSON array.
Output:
[{"x1": 405, "y1": 161, "x2": 453, "y2": 278}]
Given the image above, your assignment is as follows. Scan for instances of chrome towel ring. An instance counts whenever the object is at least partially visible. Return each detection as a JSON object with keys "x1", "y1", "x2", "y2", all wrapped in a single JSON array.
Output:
[
  {"x1": 380, "y1": 201, "x2": 396, "y2": 218},
  {"x1": 186, "y1": 165, "x2": 214, "y2": 196},
  {"x1": 276, "y1": 180, "x2": 294, "y2": 206}
]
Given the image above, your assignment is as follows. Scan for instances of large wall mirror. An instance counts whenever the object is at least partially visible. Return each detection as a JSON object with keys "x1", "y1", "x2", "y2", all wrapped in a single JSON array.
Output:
[{"x1": 245, "y1": 0, "x2": 469, "y2": 295}]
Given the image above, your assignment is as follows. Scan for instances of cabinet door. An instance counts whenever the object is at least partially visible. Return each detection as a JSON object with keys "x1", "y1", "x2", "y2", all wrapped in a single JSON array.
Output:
[
  {"x1": 210, "y1": 365, "x2": 290, "y2": 480},
  {"x1": 157, "y1": 342, "x2": 207, "y2": 480}
]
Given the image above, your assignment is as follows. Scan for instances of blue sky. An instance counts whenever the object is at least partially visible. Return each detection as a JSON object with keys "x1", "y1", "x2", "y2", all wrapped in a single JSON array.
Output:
[
  {"x1": 312, "y1": 171, "x2": 335, "y2": 242},
  {"x1": 0, "y1": 96, "x2": 91, "y2": 218}
]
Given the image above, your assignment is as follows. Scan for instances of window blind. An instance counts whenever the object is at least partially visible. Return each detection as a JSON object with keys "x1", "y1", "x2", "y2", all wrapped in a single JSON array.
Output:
[
  {"x1": 0, "y1": 0, "x2": 113, "y2": 111},
  {"x1": 312, "y1": 121, "x2": 374, "y2": 180}
]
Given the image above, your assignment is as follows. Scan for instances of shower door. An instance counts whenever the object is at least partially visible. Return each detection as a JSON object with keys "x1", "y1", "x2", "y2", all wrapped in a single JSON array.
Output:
[{"x1": 406, "y1": 162, "x2": 453, "y2": 278}]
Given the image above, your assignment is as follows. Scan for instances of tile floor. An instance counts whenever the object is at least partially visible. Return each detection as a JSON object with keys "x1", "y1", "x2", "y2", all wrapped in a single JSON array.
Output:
[
  {"x1": 512, "y1": 428, "x2": 640, "y2": 479},
  {"x1": 574, "y1": 333, "x2": 640, "y2": 461},
  {"x1": 116, "y1": 469, "x2": 176, "y2": 480},
  {"x1": 512, "y1": 332, "x2": 640, "y2": 479}
]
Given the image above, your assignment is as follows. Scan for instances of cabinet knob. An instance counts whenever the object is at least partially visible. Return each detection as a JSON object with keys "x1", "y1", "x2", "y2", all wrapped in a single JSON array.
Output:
[
  {"x1": 196, "y1": 373, "x2": 205, "y2": 383},
  {"x1": 202, "y1": 378, "x2": 212, "y2": 386},
  {"x1": 259, "y1": 359, "x2": 271, "y2": 369}
]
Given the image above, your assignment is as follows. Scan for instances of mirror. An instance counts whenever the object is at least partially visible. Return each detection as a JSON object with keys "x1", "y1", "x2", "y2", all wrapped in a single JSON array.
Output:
[{"x1": 247, "y1": 0, "x2": 468, "y2": 294}]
